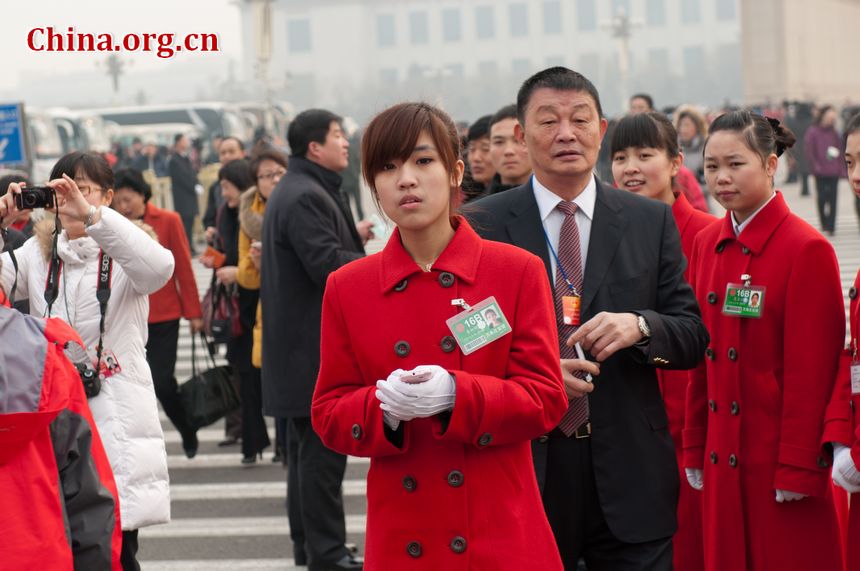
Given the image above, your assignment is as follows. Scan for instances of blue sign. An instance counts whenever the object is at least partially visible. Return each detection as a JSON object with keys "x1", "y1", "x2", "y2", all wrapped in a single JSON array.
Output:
[{"x1": 0, "y1": 104, "x2": 26, "y2": 166}]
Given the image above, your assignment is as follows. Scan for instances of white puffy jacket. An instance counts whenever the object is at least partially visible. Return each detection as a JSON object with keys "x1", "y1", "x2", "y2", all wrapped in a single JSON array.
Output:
[{"x1": 1, "y1": 207, "x2": 175, "y2": 529}]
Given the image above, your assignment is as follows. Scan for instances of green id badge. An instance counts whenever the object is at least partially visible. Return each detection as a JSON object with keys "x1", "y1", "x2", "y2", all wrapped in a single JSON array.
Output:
[
  {"x1": 722, "y1": 283, "x2": 765, "y2": 318},
  {"x1": 446, "y1": 296, "x2": 512, "y2": 355}
]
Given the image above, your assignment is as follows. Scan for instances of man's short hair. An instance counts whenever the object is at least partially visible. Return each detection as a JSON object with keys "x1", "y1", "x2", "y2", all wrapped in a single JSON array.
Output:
[
  {"x1": 489, "y1": 104, "x2": 518, "y2": 130},
  {"x1": 630, "y1": 93, "x2": 654, "y2": 110},
  {"x1": 517, "y1": 66, "x2": 603, "y2": 124},
  {"x1": 173, "y1": 133, "x2": 185, "y2": 146},
  {"x1": 288, "y1": 109, "x2": 342, "y2": 158},
  {"x1": 467, "y1": 115, "x2": 493, "y2": 142},
  {"x1": 220, "y1": 136, "x2": 245, "y2": 152}
]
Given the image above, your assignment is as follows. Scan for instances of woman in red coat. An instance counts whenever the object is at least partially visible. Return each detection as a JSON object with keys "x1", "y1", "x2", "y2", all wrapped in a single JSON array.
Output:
[
  {"x1": 683, "y1": 111, "x2": 844, "y2": 571},
  {"x1": 311, "y1": 102, "x2": 567, "y2": 570},
  {"x1": 610, "y1": 111, "x2": 716, "y2": 571},
  {"x1": 823, "y1": 112, "x2": 860, "y2": 568}
]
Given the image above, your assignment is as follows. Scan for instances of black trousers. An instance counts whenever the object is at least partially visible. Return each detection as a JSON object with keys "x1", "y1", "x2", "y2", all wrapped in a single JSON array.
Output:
[
  {"x1": 815, "y1": 175, "x2": 839, "y2": 233},
  {"x1": 121, "y1": 529, "x2": 140, "y2": 571},
  {"x1": 146, "y1": 320, "x2": 193, "y2": 439},
  {"x1": 542, "y1": 431, "x2": 673, "y2": 571},
  {"x1": 286, "y1": 420, "x2": 306, "y2": 562},
  {"x1": 228, "y1": 331, "x2": 269, "y2": 455},
  {"x1": 289, "y1": 416, "x2": 349, "y2": 566},
  {"x1": 179, "y1": 212, "x2": 196, "y2": 254}
]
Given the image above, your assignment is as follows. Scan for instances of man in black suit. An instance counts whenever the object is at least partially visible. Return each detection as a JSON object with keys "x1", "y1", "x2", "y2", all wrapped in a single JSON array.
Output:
[
  {"x1": 466, "y1": 67, "x2": 708, "y2": 570},
  {"x1": 261, "y1": 109, "x2": 371, "y2": 571},
  {"x1": 167, "y1": 134, "x2": 199, "y2": 253}
]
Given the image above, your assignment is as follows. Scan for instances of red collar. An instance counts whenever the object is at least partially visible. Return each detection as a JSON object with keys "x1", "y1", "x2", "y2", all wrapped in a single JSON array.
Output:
[
  {"x1": 671, "y1": 192, "x2": 696, "y2": 236},
  {"x1": 714, "y1": 191, "x2": 791, "y2": 255},
  {"x1": 379, "y1": 216, "x2": 483, "y2": 292}
]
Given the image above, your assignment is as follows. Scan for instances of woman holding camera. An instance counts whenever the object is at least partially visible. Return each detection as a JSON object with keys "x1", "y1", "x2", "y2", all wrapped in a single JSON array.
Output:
[{"x1": 0, "y1": 151, "x2": 175, "y2": 571}]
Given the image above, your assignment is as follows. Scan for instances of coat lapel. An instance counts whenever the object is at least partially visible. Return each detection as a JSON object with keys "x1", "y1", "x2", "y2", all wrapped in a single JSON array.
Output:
[
  {"x1": 581, "y1": 182, "x2": 625, "y2": 315},
  {"x1": 503, "y1": 183, "x2": 553, "y2": 282}
]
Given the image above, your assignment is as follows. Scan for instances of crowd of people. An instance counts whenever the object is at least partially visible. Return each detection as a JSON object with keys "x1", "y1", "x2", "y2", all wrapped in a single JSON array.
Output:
[{"x1": 3, "y1": 63, "x2": 860, "y2": 571}]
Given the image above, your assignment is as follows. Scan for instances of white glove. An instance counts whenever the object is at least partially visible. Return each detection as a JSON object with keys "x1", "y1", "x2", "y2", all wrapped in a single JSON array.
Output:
[
  {"x1": 832, "y1": 444, "x2": 860, "y2": 494},
  {"x1": 685, "y1": 468, "x2": 703, "y2": 491},
  {"x1": 374, "y1": 365, "x2": 456, "y2": 428},
  {"x1": 775, "y1": 489, "x2": 807, "y2": 503}
]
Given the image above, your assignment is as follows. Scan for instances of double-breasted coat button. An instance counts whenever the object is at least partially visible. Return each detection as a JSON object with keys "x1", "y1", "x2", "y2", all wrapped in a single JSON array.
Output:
[
  {"x1": 850, "y1": 287, "x2": 858, "y2": 301},
  {"x1": 394, "y1": 279, "x2": 408, "y2": 292},
  {"x1": 705, "y1": 348, "x2": 715, "y2": 361},
  {"x1": 394, "y1": 341, "x2": 411, "y2": 357},
  {"x1": 708, "y1": 399, "x2": 717, "y2": 412},
  {"x1": 402, "y1": 475, "x2": 417, "y2": 492},
  {"x1": 406, "y1": 541, "x2": 422, "y2": 558},
  {"x1": 478, "y1": 433, "x2": 493, "y2": 447},
  {"x1": 439, "y1": 272, "x2": 455, "y2": 288},
  {"x1": 538, "y1": 435, "x2": 549, "y2": 443},
  {"x1": 450, "y1": 536, "x2": 467, "y2": 554},
  {"x1": 728, "y1": 454, "x2": 738, "y2": 467},
  {"x1": 351, "y1": 424, "x2": 362, "y2": 440},
  {"x1": 447, "y1": 470, "x2": 464, "y2": 487},
  {"x1": 716, "y1": 243, "x2": 726, "y2": 253},
  {"x1": 818, "y1": 456, "x2": 830, "y2": 469},
  {"x1": 707, "y1": 292, "x2": 718, "y2": 304},
  {"x1": 730, "y1": 401, "x2": 740, "y2": 415},
  {"x1": 710, "y1": 451, "x2": 718, "y2": 464},
  {"x1": 441, "y1": 336, "x2": 457, "y2": 353},
  {"x1": 742, "y1": 246, "x2": 751, "y2": 255},
  {"x1": 728, "y1": 347, "x2": 738, "y2": 361}
]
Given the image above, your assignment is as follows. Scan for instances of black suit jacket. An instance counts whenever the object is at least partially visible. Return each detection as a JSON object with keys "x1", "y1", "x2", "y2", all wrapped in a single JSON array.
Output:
[{"x1": 465, "y1": 179, "x2": 709, "y2": 543}]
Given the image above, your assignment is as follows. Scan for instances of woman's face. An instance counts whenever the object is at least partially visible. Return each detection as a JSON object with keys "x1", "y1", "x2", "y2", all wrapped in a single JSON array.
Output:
[
  {"x1": 845, "y1": 131, "x2": 860, "y2": 199},
  {"x1": 611, "y1": 146, "x2": 680, "y2": 203},
  {"x1": 57, "y1": 170, "x2": 113, "y2": 229},
  {"x1": 112, "y1": 187, "x2": 146, "y2": 220},
  {"x1": 704, "y1": 131, "x2": 777, "y2": 223},
  {"x1": 678, "y1": 116, "x2": 698, "y2": 142},
  {"x1": 220, "y1": 179, "x2": 242, "y2": 208},
  {"x1": 822, "y1": 109, "x2": 837, "y2": 128},
  {"x1": 373, "y1": 131, "x2": 464, "y2": 235},
  {"x1": 255, "y1": 159, "x2": 286, "y2": 200}
]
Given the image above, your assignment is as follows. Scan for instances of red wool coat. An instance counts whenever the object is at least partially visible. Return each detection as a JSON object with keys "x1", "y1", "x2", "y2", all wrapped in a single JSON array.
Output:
[
  {"x1": 142, "y1": 203, "x2": 202, "y2": 323},
  {"x1": 683, "y1": 192, "x2": 844, "y2": 571},
  {"x1": 657, "y1": 192, "x2": 717, "y2": 571},
  {"x1": 312, "y1": 219, "x2": 567, "y2": 571},
  {"x1": 822, "y1": 268, "x2": 860, "y2": 568}
]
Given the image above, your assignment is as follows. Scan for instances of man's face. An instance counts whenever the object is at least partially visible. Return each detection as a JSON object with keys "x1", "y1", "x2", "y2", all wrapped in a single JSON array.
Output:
[
  {"x1": 312, "y1": 121, "x2": 350, "y2": 172},
  {"x1": 521, "y1": 88, "x2": 607, "y2": 182},
  {"x1": 629, "y1": 97, "x2": 651, "y2": 115},
  {"x1": 175, "y1": 136, "x2": 189, "y2": 153},
  {"x1": 489, "y1": 117, "x2": 532, "y2": 185},
  {"x1": 467, "y1": 136, "x2": 495, "y2": 185},
  {"x1": 218, "y1": 138, "x2": 245, "y2": 164}
]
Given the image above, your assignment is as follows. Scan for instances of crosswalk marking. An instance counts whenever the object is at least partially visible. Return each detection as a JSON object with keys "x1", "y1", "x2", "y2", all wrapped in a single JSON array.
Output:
[{"x1": 142, "y1": 559, "x2": 296, "y2": 570}]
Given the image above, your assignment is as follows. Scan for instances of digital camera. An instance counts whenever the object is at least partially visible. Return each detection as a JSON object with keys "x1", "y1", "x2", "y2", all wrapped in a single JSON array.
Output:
[{"x1": 14, "y1": 186, "x2": 55, "y2": 210}]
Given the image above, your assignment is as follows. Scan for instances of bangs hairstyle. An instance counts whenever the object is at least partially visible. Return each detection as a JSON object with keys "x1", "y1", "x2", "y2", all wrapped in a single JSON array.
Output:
[
  {"x1": 361, "y1": 102, "x2": 462, "y2": 205},
  {"x1": 707, "y1": 110, "x2": 796, "y2": 164},
  {"x1": 218, "y1": 159, "x2": 255, "y2": 191},
  {"x1": 50, "y1": 151, "x2": 114, "y2": 190},
  {"x1": 610, "y1": 112, "x2": 680, "y2": 158},
  {"x1": 114, "y1": 168, "x2": 152, "y2": 203}
]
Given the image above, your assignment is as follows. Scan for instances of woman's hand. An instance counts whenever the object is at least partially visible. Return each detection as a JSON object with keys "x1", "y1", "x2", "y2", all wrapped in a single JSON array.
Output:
[
  {"x1": 199, "y1": 254, "x2": 216, "y2": 269},
  {"x1": 215, "y1": 265, "x2": 238, "y2": 285},
  {"x1": 189, "y1": 318, "x2": 205, "y2": 334},
  {"x1": 0, "y1": 182, "x2": 25, "y2": 229},
  {"x1": 48, "y1": 174, "x2": 96, "y2": 223},
  {"x1": 249, "y1": 241, "x2": 262, "y2": 270}
]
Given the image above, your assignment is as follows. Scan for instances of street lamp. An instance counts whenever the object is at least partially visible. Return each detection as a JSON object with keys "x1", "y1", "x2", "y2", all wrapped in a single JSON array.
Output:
[{"x1": 601, "y1": 7, "x2": 642, "y2": 113}]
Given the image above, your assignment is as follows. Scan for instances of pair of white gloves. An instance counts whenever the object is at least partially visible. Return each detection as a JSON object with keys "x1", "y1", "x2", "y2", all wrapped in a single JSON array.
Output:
[
  {"x1": 375, "y1": 365, "x2": 456, "y2": 430},
  {"x1": 684, "y1": 468, "x2": 807, "y2": 503},
  {"x1": 832, "y1": 444, "x2": 860, "y2": 493}
]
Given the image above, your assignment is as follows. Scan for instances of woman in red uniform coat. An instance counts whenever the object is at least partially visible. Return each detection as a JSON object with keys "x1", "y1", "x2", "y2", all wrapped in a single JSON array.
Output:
[
  {"x1": 611, "y1": 111, "x2": 716, "y2": 571},
  {"x1": 312, "y1": 102, "x2": 567, "y2": 570},
  {"x1": 823, "y1": 112, "x2": 860, "y2": 568},
  {"x1": 683, "y1": 111, "x2": 844, "y2": 571}
]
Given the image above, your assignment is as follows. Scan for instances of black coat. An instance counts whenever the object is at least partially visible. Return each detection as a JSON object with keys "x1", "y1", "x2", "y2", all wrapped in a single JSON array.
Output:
[
  {"x1": 260, "y1": 156, "x2": 364, "y2": 418},
  {"x1": 167, "y1": 153, "x2": 199, "y2": 217},
  {"x1": 464, "y1": 179, "x2": 709, "y2": 543}
]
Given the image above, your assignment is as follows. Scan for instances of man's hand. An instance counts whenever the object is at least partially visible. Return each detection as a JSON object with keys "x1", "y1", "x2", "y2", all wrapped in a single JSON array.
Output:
[
  {"x1": 567, "y1": 312, "x2": 642, "y2": 362},
  {"x1": 356, "y1": 219, "x2": 375, "y2": 245},
  {"x1": 560, "y1": 359, "x2": 599, "y2": 399}
]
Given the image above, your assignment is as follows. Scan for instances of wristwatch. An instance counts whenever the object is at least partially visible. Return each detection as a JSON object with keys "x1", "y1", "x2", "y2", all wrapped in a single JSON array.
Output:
[
  {"x1": 637, "y1": 314, "x2": 651, "y2": 339},
  {"x1": 84, "y1": 205, "x2": 97, "y2": 227}
]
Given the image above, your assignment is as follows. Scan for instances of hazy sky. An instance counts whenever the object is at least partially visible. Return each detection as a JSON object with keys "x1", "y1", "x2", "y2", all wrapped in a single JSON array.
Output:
[{"x1": 4, "y1": 0, "x2": 242, "y2": 89}]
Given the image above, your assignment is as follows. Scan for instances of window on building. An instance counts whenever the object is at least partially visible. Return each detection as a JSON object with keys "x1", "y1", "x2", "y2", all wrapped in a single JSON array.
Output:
[
  {"x1": 377, "y1": 14, "x2": 395, "y2": 47},
  {"x1": 543, "y1": 1, "x2": 562, "y2": 34},
  {"x1": 512, "y1": 58, "x2": 532, "y2": 78},
  {"x1": 478, "y1": 60, "x2": 498, "y2": 75},
  {"x1": 509, "y1": 4, "x2": 528, "y2": 37},
  {"x1": 442, "y1": 8, "x2": 462, "y2": 41},
  {"x1": 379, "y1": 68, "x2": 398, "y2": 87},
  {"x1": 681, "y1": 0, "x2": 702, "y2": 23},
  {"x1": 410, "y1": 11, "x2": 429, "y2": 44},
  {"x1": 716, "y1": 0, "x2": 736, "y2": 21},
  {"x1": 546, "y1": 55, "x2": 566, "y2": 67},
  {"x1": 683, "y1": 46, "x2": 706, "y2": 77},
  {"x1": 579, "y1": 52, "x2": 599, "y2": 79},
  {"x1": 287, "y1": 19, "x2": 311, "y2": 53},
  {"x1": 612, "y1": 0, "x2": 632, "y2": 16},
  {"x1": 576, "y1": 0, "x2": 597, "y2": 31},
  {"x1": 646, "y1": 0, "x2": 666, "y2": 26},
  {"x1": 444, "y1": 63, "x2": 465, "y2": 78},
  {"x1": 476, "y1": 6, "x2": 495, "y2": 39},
  {"x1": 408, "y1": 64, "x2": 429, "y2": 80}
]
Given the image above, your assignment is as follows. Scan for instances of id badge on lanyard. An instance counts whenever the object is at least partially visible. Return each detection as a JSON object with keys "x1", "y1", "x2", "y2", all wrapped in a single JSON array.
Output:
[
  {"x1": 722, "y1": 273, "x2": 766, "y2": 319},
  {"x1": 446, "y1": 297, "x2": 512, "y2": 355}
]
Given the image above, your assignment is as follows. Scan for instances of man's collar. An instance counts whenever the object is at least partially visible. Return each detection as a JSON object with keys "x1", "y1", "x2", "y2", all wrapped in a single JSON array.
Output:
[
  {"x1": 287, "y1": 156, "x2": 343, "y2": 192},
  {"x1": 532, "y1": 173, "x2": 597, "y2": 221}
]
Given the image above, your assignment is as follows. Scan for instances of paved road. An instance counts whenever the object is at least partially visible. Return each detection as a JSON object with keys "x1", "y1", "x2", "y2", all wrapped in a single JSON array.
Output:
[{"x1": 138, "y1": 179, "x2": 860, "y2": 569}]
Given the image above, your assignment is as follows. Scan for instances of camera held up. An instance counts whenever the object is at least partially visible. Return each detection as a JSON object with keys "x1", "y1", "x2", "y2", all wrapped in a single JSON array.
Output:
[{"x1": 14, "y1": 186, "x2": 56, "y2": 210}]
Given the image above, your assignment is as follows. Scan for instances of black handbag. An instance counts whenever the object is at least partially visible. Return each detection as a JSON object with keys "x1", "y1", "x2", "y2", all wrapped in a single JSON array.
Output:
[
  {"x1": 179, "y1": 332, "x2": 239, "y2": 430},
  {"x1": 202, "y1": 273, "x2": 242, "y2": 345}
]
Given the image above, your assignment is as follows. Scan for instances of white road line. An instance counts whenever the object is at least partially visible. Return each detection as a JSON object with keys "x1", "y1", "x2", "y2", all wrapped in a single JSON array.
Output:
[
  {"x1": 140, "y1": 515, "x2": 367, "y2": 538},
  {"x1": 170, "y1": 480, "x2": 366, "y2": 500},
  {"x1": 142, "y1": 559, "x2": 295, "y2": 570},
  {"x1": 167, "y1": 453, "x2": 369, "y2": 469}
]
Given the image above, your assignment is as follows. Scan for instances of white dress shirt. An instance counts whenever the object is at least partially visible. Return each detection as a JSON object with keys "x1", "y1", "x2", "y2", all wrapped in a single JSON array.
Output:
[{"x1": 532, "y1": 173, "x2": 597, "y2": 286}]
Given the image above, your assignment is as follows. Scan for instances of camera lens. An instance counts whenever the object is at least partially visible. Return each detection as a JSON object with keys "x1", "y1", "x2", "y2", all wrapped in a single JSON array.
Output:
[{"x1": 23, "y1": 193, "x2": 37, "y2": 208}]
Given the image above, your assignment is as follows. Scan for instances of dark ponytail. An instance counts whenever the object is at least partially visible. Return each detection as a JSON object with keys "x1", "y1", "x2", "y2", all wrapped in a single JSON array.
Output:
[{"x1": 707, "y1": 110, "x2": 796, "y2": 164}]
